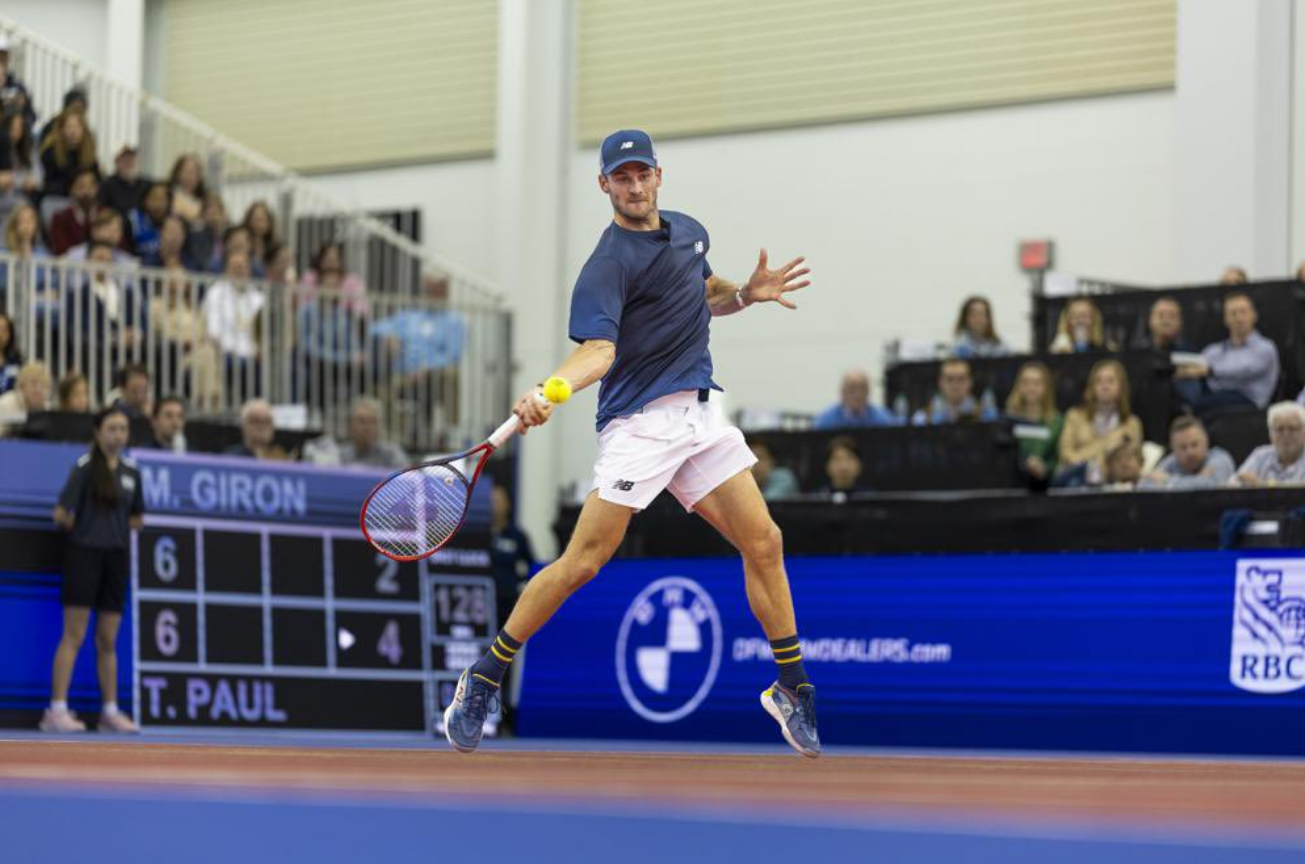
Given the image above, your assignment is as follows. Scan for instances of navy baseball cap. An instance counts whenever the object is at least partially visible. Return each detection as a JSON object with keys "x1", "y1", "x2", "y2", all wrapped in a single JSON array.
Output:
[{"x1": 599, "y1": 129, "x2": 657, "y2": 175}]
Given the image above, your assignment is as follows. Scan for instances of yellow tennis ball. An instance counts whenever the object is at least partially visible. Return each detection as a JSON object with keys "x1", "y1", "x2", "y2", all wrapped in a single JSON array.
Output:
[{"x1": 542, "y1": 376, "x2": 572, "y2": 404}]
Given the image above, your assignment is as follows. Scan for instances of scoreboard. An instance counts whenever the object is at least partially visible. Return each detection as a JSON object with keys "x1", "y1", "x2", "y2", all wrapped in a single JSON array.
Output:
[{"x1": 132, "y1": 516, "x2": 496, "y2": 733}]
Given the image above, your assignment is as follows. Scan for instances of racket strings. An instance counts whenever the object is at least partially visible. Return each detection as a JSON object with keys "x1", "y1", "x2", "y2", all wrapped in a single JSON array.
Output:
[{"x1": 364, "y1": 463, "x2": 470, "y2": 560}]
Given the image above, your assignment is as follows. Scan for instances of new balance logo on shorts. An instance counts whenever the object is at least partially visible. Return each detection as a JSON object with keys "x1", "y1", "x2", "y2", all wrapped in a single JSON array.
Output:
[{"x1": 612, "y1": 479, "x2": 636, "y2": 492}]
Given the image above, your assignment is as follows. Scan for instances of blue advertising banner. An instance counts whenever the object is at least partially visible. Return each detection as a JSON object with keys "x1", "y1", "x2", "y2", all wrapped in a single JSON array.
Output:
[{"x1": 515, "y1": 552, "x2": 1305, "y2": 756}]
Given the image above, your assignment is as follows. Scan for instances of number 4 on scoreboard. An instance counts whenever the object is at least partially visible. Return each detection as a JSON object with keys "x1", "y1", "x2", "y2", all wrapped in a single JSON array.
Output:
[{"x1": 377, "y1": 620, "x2": 403, "y2": 665}]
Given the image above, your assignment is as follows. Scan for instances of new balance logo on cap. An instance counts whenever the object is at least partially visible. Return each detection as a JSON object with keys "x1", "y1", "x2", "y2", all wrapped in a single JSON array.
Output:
[
  {"x1": 600, "y1": 129, "x2": 658, "y2": 175},
  {"x1": 612, "y1": 480, "x2": 636, "y2": 492},
  {"x1": 620, "y1": 141, "x2": 634, "y2": 150}
]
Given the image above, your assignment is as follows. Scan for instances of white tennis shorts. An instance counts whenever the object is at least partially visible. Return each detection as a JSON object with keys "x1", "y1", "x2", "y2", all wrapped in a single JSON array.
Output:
[{"x1": 592, "y1": 390, "x2": 757, "y2": 512}]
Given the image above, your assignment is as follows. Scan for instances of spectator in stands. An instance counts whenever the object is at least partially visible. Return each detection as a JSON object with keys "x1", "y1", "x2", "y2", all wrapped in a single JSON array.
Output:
[
  {"x1": 62, "y1": 207, "x2": 135, "y2": 263},
  {"x1": 0, "y1": 311, "x2": 21, "y2": 394},
  {"x1": 1004, "y1": 361, "x2": 1062, "y2": 485},
  {"x1": 1140, "y1": 415, "x2": 1235, "y2": 490},
  {"x1": 241, "y1": 201, "x2": 279, "y2": 270},
  {"x1": 151, "y1": 264, "x2": 220, "y2": 412},
  {"x1": 0, "y1": 110, "x2": 42, "y2": 227},
  {"x1": 372, "y1": 274, "x2": 464, "y2": 426},
  {"x1": 57, "y1": 372, "x2": 90, "y2": 413},
  {"x1": 203, "y1": 250, "x2": 265, "y2": 400},
  {"x1": 128, "y1": 182, "x2": 170, "y2": 262},
  {"x1": 1056, "y1": 359, "x2": 1143, "y2": 486},
  {"x1": 337, "y1": 398, "x2": 407, "y2": 469},
  {"x1": 168, "y1": 154, "x2": 206, "y2": 227},
  {"x1": 0, "y1": 359, "x2": 50, "y2": 435},
  {"x1": 220, "y1": 225, "x2": 263, "y2": 278},
  {"x1": 144, "y1": 214, "x2": 196, "y2": 270},
  {"x1": 820, "y1": 435, "x2": 865, "y2": 501},
  {"x1": 111, "y1": 364, "x2": 151, "y2": 420},
  {"x1": 1133, "y1": 297, "x2": 1191, "y2": 352},
  {"x1": 1049, "y1": 297, "x2": 1114, "y2": 353},
  {"x1": 64, "y1": 243, "x2": 146, "y2": 383},
  {"x1": 1177, "y1": 292, "x2": 1279, "y2": 415},
  {"x1": 0, "y1": 37, "x2": 35, "y2": 130},
  {"x1": 39, "y1": 110, "x2": 98, "y2": 200},
  {"x1": 1296, "y1": 263, "x2": 1305, "y2": 283},
  {"x1": 265, "y1": 242, "x2": 296, "y2": 286},
  {"x1": 37, "y1": 87, "x2": 86, "y2": 150},
  {"x1": 813, "y1": 369, "x2": 898, "y2": 429},
  {"x1": 224, "y1": 398, "x2": 289, "y2": 460},
  {"x1": 49, "y1": 168, "x2": 100, "y2": 255},
  {"x1": 186, "y1": 193, "x2": 228, "y2": 273},
  {"x1": 298, "y1": 242, "x2": 368, "y2": 405},
  {"x1": 951, "y1": 295, "x2": 1009, "y2": 358},
  {"x1": 1220, "y1": 266, "x2": 1249, "y2": 286},
  {"x1": 749, "y1": 439, "x2": 799, "y2": 500},
  {"x1": 912, "y1": 359, "x2": 997, "y2": 425},
  {"x1": 1233, "y1": 402, "x2": 1305, "y2": 487},
  {"x1": 140, "y1": 395, "x2": 186, "y2": 453},
  {"x1": 43, "y1": 406, "x2": 143, "y2": 734},
  {"x1": 98, "y1": 145, "x2": 149, "y2": 220},
  {"x1": 0, "y1": 202, "x2": 52, "y2": 307},
  {"x1": 1101, "y1": 442, "x2": 1144, "y2": 491}
]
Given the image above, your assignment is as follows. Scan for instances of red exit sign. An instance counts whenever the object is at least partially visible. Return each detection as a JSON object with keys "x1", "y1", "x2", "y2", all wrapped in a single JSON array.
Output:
[{"x1": 1019, "y1": 239, "x2": 1054, "y2": 272}]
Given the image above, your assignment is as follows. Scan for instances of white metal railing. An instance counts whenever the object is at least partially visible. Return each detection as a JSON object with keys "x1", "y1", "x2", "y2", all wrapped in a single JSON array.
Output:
[
  {"x1": 0, "y1": 14, "x2": 503, "y2": 313},
  {"x1": 0, "y1": 254, "x2": 511, "y2": 452}
]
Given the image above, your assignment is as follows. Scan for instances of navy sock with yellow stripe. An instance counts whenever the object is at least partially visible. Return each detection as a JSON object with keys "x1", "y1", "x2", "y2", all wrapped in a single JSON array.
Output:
[
  {"x1": 470, "y1": 630, "x2": 523, "y2": 688},
  {"x1": 770, "y1": 635, "x2": 809, "y2": 691}
]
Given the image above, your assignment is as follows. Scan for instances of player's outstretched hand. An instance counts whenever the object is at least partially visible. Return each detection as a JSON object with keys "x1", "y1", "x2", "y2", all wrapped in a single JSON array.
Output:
[
  {"x1": 513, "y1": 387, "x2": 554, "y2": 433},
  {"x1": 744, "y1": 248, "x2": 811, "y2": 310}
]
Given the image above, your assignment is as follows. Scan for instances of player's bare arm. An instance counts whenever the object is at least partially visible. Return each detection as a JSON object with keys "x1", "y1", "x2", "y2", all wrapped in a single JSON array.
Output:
[
  {"x1": 707, "y1": 248, "x2": 811, "y2": 316},
  {"x1": 513, "y1": 338, "x2": 616, "y2": 431}
]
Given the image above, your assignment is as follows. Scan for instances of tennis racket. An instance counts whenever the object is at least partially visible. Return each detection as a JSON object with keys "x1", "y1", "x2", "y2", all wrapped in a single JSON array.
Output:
[{"x1": 360, "y1": 397, "x2": 547, "y2": 562}]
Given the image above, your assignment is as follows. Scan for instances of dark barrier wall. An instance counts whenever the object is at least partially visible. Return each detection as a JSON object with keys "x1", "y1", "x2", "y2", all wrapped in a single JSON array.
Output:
[
  {"x1": 515, "y1": 552, "x2": 1305, "y2": 756},
  {"x1": 1033, "y1": 280, "x2": 1305, "y2": 401},
  {"x1": 556, "y1": 487, "x2": 1305, "y2": 558}
]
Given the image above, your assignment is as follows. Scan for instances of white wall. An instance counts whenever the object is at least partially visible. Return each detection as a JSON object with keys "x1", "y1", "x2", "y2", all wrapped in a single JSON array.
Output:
[
  {"x1": 308, "y1": 160, "x2": 499, "y2": 282},
  {"x1": 555, "y1": 91, "x2": 1177, "y2": 494},
  {"x1": 4, "y1": 0, "x2": 107, "y2": 75}
]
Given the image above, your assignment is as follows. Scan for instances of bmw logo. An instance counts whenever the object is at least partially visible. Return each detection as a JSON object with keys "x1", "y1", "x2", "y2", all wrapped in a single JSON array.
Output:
[{"x1": 616, "y1": 576, "x2": 722, "y2": 723}]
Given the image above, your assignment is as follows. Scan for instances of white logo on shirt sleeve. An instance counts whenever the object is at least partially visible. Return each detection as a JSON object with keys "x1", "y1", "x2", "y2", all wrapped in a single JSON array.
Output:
[{"x1": 694, "y1": 241, "x2": 704, "y2": 254}]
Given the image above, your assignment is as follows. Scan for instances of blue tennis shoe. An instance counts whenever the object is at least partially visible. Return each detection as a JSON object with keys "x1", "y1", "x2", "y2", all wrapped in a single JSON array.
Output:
[
  {"x1": 444, "y1": 669, "x2": 500, "y2": 753},
  {"x1": 761, "y1": 682, "x2": 822, "y2": 758}
]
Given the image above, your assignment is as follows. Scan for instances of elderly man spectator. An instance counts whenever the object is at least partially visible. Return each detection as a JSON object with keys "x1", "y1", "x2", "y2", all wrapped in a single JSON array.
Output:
[
  {"x1": 813, "y1": 370, "x2": 899, "y2": 429},
  {"x1": 912, "y1": 358, "x2": 998, "y2": 425},
  {"x1": 820, "y1": 435, "x2": 866, "y2": 501},
  {"x1": 1177, "y1": 292, "x2": 1279, "y2": 415},
  {"x1": 749, "y1": 439, "x2": 799, "y2": 500},
  {"x1": 139, "y1": 395, "x2": 186, "y2": 453},
  {"x1": 223, "y1": 399, "x2": 288, "y2": 460},
  {"x1": 0, "y1": 360, "x2": 50, "y2": 435},
  {"x1": 1139, "y1": 415, "x2": 1235, "y2": 490},
  {"x1": 338, "y1": 398, "x2": 407, "y2": 469},
  {"x1": 1233, "y1": 402, "x2": 1305, "y2": 487}
]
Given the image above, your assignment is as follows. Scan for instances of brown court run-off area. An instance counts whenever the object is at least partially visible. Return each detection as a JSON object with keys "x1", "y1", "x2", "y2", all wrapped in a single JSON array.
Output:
[{"x1": 1, "y1": 741, "x2": 1304, "y2": 831}]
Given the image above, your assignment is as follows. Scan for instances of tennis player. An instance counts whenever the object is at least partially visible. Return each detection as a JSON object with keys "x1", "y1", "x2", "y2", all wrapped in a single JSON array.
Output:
[
  {"x1": 41, "y1": 406, "x2": 144, "y2": 733},
  {"x1": 446, "y1": 129, "x2": 819, "y2": 757}
]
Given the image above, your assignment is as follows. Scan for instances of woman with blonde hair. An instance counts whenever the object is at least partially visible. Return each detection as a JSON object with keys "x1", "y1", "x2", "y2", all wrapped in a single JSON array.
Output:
[
  {"x1": 1057, "y1": 359, "x2": 1143, "y2": 485},
  {"x1": 0, "y1": 360, "x2": 51, "y2": 435},
  {"x1": 39, "y1": 110, "x2": 99, "y2": 198},
  {"x1": 1049, "y1": 297, "x2": 1115, "y2": 354},
  {"x1": 0, "y1": 202, "x2": 53, "y2": 315},
  {"x1": 1004, "y1": 361, "x2": 1063, "y2": 484}
]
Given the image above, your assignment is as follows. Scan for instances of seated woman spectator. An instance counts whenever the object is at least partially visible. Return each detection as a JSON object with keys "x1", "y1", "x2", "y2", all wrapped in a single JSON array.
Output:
[
  {"x1": 185, "y1": 192, "x2": 228, "y2": 273},
  {"x1": 265, "y1": 242, "x2": 296, "y2": 286},
  {"x1": 1, "y1": 202, "x2": 54, "y2": 313},
  {"x1": 144, "y1": 214, "x2": 197, "y2": 270},
  {"x1": 951, "y1": 295, "x2": 1009, "y2": 358},
  {"x1": 0, "y1": 311, "x2": 22, "y2": 394},
  {"x1": 820, "y1": 435, "x2": 866, "y2": 501},
  {"x1": 57, "y1": 371, "x2": 91, "y2": 413},
  {"x1": 1004, "y1": 361, "x2": 1062, "y2": 485},
  {"x1": 150, "y1": 265, "x2": 220, "y2": 413},
  {"x1": 1056, "y1": 359, "x2": 1143, "y2": 486},
  {"x1": 39, "y1": 109, "x2": 99, "y2": 200},
  {"x1": 1233, "y1": 402, "x2": 1305, "y2": 487},
  {"x1": 912, "y1": 358, "x2": 998, "y2": 425},
  {"x1": 0, "y1": 359, "x2": 50, "y2": 435},
  {"x1": 241, "y1": 200, "x2": 279, "y2": 271},
  {"x1": 202, "y1": 249, "x2": 265, "y2": 401},
  {"x1": 168, "y1": 154, "x2": 206, "y2": 227},
  {"x1": 298, "y1": 242, "x2": 368, "y2": 405},
  {"x1": 1139, "y1": 415, "x2": 1235, "y2": 490},
  {"x1": 128, "y1": 182, "x2": 170, "y2": 262},
  {"x1": 1049, "y1": 297, "x2": 1115, "y2": 354},
  {"x1": 1220, "y1": 266, "x2": 1249, "y2": 286},
  {"x1": 749, "y1": 439, "x2": 799, "y2": 501},
  {"x1": 66, "y1": 243, "x2": 148, "y2": 381},
  {"x1": 0, "y1": 110, "x2": 42, "y2": 227}
]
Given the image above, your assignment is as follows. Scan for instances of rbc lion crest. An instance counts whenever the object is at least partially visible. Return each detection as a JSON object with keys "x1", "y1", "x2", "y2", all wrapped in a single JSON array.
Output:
[{"x1": 1231, "y1": 560, "x2": 1305, "y2": 694}]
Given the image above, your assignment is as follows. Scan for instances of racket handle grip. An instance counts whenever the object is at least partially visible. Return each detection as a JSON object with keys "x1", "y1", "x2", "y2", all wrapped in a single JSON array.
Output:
[{"x1": 488, "y1": 415, "x2": 523, "y2": 450}]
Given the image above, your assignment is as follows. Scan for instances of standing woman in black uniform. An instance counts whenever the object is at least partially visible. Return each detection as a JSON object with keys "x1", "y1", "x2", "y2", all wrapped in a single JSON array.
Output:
[{"x1": 41, "y1": 407, "x2": 144, "y2": 733}]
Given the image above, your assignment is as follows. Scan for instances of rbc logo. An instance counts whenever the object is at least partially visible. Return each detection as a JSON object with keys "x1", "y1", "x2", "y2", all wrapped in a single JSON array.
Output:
[
  {"x1": 616, "y1": 577, "x2": 722, "y2": 723},
  {"x1": 1230, "y1": 560, "x2": 1305, "y2": 693}
]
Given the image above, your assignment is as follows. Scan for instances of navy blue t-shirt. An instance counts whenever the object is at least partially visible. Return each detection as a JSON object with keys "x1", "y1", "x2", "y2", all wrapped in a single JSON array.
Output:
[{"x1": 569, "y1": 210, "x2": 721, "y2": 430}]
